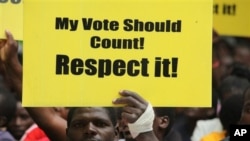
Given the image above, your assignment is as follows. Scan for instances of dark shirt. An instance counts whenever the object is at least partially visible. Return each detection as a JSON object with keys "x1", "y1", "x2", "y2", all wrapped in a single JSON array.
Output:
[{"x1": 164, "y1": 129, "x2": 182, "y2": 141}]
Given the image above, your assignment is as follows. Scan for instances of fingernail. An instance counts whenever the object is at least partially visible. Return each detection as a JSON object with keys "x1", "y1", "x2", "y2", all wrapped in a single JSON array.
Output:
[
  {"x1": 112, "y1": 99, "x2": 117, "y2": 103},
  {"x1": 5, "y1": 30, "x2": 10, "y2": 34}
]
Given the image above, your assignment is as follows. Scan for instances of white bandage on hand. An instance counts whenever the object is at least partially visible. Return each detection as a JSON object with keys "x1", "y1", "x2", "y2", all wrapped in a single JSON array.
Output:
[{"x1": 128, "y1": 103, "x2": 155, "y2": 138}]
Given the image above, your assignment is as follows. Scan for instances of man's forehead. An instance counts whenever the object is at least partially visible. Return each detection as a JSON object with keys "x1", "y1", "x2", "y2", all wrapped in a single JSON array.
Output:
[
  {"x1": 76, "y1": 107, "x2": 107, "y2": 111},
  {"x1": 73, "y1": 107, "x2": 110, "y2": 117}
]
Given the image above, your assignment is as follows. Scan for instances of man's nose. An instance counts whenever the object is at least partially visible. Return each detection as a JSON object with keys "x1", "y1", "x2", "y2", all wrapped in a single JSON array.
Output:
[
  {"x1": 84, "y1": 122, "x2": 97, "y2": 135},
  {"x1": 13, "y1": 118, "x2": 22, "y2": 126}
]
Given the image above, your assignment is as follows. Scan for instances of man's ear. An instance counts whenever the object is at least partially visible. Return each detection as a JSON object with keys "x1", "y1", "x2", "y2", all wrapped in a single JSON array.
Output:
[
  {"x1": 114, "y1": 124, "x2": 120, "y2": 139},
  {"x1": 159, "y1": 116, "x2": 169, "y2": 129},
  {"x1": 0, "y1": 116, "x2": 7, "y2": 127}
]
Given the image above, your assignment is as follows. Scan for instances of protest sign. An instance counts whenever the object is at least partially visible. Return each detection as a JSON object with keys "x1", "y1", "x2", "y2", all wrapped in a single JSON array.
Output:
[{"x1": 23, "y1": 0, "x2": 212, "y2": 107}]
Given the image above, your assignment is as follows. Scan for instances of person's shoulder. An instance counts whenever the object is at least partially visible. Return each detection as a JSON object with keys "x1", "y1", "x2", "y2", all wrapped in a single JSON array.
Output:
[
  {"x1": 0, "y1": 130, "x2": 16, "y2": 141},
  {"x1": 196, "y1": 117, "x2": 223, "y2": 134},
  {"x1": 164, "y1": 129, "x2": 182, "y2": 141},
  {"x1": 20, "y1": 124, "x2": 49, "y2": 141}
]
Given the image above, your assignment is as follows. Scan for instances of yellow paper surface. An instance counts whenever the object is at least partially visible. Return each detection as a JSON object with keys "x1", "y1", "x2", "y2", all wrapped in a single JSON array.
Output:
[
  {"x1": 0, "y1": 0, "x2": 23, "y2": 40},
  {"x1": 213, "y1": 0, "x2": 250, "y2": 37},
  {"x1": 23, "y1": 0, "x2": 212, "y2": 107}
]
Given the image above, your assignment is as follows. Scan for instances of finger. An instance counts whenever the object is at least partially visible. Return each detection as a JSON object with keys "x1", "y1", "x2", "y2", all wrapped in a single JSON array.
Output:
[
  {"x1": 5, "y1": 30, "x2": 17, "y2": 48},
  {"x1": 0, "y1": 39, "x2": 7, "y2": 48},
  {"x1": 5, "y1": 30, "x2": 13, "y2": 40},
  {"x1": 113, "y1": 95, "x2": 142, "y2": 107},
  {"x1": 123, "y1": 106, "x2": 143, "y2": 117},
  {"x1": 121, "y1": 112, "x2": 138, "y2": 123},
  {"x1": 119, "y1": 90, "x2": 148, "y2": 105}
]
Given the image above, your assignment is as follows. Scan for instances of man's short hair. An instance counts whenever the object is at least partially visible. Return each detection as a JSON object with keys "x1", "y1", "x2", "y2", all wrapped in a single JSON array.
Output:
[{"x1": 67, "y1": 107, "x2": 117, "y2": 127}]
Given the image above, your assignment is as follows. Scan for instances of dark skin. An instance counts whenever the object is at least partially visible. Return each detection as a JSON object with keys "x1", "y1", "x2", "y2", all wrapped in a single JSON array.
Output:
[
  {"x1": 7, "y1": 101, "x2": 34, "y2": 140},
  {"x1": 66, "y1": 107, "x2": 117, "y2": 141},
  {"x1": 0, "y1": 31, "x2": 22, "y2": 94},
  {"x1": 153, "y1": 115, "x2": 169, "y2": 141},
  {"x1": 117, "y1": 109, "x2": 172, "y2": 141},
  {"x1": 0, "y1": 31, "x2": 159, "y2": 141},
  {"x1": 113, "y1": 90, "x2": 159, "y2": 141}
]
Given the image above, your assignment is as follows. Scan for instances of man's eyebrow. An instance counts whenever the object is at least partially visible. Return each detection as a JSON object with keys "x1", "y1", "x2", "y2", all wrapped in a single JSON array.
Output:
[
  {"x1": 70, "y1": 119, "x2": 86, "y2": 123},
  {"x1": 94, "y1": 117, "x2": 111, "y2": 122}
]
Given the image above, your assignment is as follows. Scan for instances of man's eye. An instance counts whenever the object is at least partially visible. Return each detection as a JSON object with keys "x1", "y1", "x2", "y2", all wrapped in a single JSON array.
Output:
[
  {"x1": 95, "y1": 121, "x2": 108, "y2": 127},
  {"x1": 20, "y1": 114, "x2": 30, "y2": 120},
  {"x1": 73, "y1": 122, "x2": 85, "y2": 128}
]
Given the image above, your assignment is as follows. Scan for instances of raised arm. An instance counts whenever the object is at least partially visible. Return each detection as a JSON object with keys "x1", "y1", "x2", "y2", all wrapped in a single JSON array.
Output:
[
  {"x1": 26, "y1": 107, "x2": 67, "y2": 141},
  {"x1": 113, "y1": 90, "x2": 159, "y2": 141},
  {"x1": 0, "y1": 30, "x2": 22, "y2": 96},
  {"x1": 0, "y1": 31, "x2": 67, "y2": 141}
]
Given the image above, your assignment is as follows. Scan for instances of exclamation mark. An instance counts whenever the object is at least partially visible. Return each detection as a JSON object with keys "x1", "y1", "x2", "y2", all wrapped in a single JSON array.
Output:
[
  {"x1": 232, "y1": 4, "x2": 236, "y2": 15},
  {"x1": 140, "y1": 37, "x2": 144, "y2": 49},
  {"x1": 172, "y1": 58, "x2": 178, "y2": 77}
]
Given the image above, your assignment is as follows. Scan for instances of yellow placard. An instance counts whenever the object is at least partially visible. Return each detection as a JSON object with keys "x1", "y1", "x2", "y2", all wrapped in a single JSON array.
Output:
[
  {"x1": 23, "y1": 0, "x2": 212, "y2": 107},
  {"x1": 213, "y1": 0, "x2": 250, "y2": 37},
  {"x1": 0, "y1": 0, "x2": 23, "y2": 40}
]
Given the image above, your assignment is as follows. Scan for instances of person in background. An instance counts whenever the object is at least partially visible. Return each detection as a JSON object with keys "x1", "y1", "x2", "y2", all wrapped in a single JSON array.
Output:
[
  {"x1": 7, "y1": 101, "x2": 49, "y2": 141},
  {"x1": 191, "y1": 75, "x2": 249, "y2": 141},
  {"x1": 221, "y1": 84, "x2": 250, "y2": 141},
  {"x1": 233, "y1": 38, "x2": 250, "y2": 70},
  {"x1": 0, "y1": 84, "x2": 16, "y2": 141},
  {"x1": 212, "y1": 30, "x2": 235, "y2": 90},
  {"x1": 153, "y1": 107, "x2": 182, "y2": 141},
  {"x1": 239, "y1": 86, "x2": 250, "y2": 125},
  {"x1": 117, "y1": 107, "x2": 182, "y2": 141},
  {"x1": 218, "y1": 75, "x2": 249, "y2": 103},
  {"x1": 201, "y1": 94, "x2": 243, "y2": 141},
  {"x1": 174, "y1": 89, "x2": 218, "y2": 141},
  {"x1": 231, "y1": 37, "x2": 250, "y2": 82}
]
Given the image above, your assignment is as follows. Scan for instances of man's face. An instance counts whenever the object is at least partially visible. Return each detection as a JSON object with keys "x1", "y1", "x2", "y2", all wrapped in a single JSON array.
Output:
[
  {"x1": 66, "y1": 107, "x2": 117, "y2": 141},
  {"x1": 234, "y1": 46, "x2": 250, "y2": 67},
  {"x1": 240, "y1": 89, "x2": 250, "y2": 124}
]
